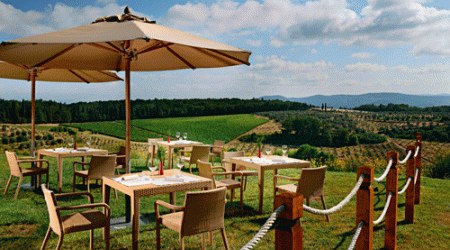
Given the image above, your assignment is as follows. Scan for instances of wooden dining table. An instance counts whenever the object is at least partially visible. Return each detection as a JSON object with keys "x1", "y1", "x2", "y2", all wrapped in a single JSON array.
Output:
[
  {"x1": 154, "y1": 140, "x2": 203, "y2": 168},
  {"x1": 230, "y1": 155, "x2": 310, "y2": 214},
  {"x1": 102, "y1": 170, "x2": 213, "y2": 250},
  {"x1": 37, "y1": 148, "x2": 108, "y2": 193}
]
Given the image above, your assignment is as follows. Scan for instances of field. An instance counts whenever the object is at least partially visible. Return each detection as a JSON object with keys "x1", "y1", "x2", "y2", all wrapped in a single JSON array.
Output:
[{"x1": 1, "y1": 111, "x2": 450, "y2": 249}]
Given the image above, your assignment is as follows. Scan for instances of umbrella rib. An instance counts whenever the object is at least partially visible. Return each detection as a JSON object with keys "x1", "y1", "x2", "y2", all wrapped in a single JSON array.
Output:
[
  {"x1": 87, "y1": 43, "x2": 121, "y2": 53},
  {"x1": 68, "y1": 69, "x2": 90, "y2": 83},
  {"x1": 35, "y1": 44, "x2": 78, "y2": 67},
  {"x1": 165, "y1": 45, "x2": 196, "y2": 70},
  {"x1": 201, "y1": 47, "x2": 251, "y2": 66},
  {"x1": 136, "y1": 42, "x2": 166, "y2": 55}
]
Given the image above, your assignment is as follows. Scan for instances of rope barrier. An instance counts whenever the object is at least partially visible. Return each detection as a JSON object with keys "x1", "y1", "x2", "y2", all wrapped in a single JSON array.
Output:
[
  {"x1": 414, "y1": 167, "x2": 419, "y2": 184},
  {"x1": 374, "y1": 158, "x2": 393, "y2": 182},
  {"x1": 240, "y1": 204, "x2": 286, "y2": 250},
  {"x1": 398, "y1": 177, "x2": 412, "y2": 195},
  {"x1": 414, "y1": 146, "x2": 420, "y2": 158},
  {"x1": 303, "y1": 174, "x2": 364, "y2": 216},
  {"x1": 373, "y1": 191, "x2": 393, "y2": 225},
  {"x1": 398, "y1": 150, "x2": 412, "y2": 164},
  {"x1": 348, "y1": 221, "x2": 364, "y2": 250}
]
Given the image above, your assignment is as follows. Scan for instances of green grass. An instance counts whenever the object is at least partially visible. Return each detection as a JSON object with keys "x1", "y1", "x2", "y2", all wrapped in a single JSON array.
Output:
[
  {"x1": 1, "y1": 153, "x2": 449, "y2": 249},
  {"x1": 64, "y1": 114, "x2": 268, "y2": 144}
]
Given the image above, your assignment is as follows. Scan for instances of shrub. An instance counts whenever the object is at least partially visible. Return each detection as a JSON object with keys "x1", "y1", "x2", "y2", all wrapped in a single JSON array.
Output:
[
  {"x1": 15, "y1": 130, "x2": 21, "y2": 136},
  {"x1": 36, "y1": 135, "x2": 42, "y2": 140},
  {"x1": 2, "y1": 137, "x2": 8, "y2": 144},
  {"x1": 9, "y1": 137, "x2": 16, "y2": 143},
  {"x1": 56, "y1": 139, "x2": 63, "y2": 144},
  {"x1": 50, "y1": 140, "x2": 57, "y2": 146},
  {"x1": 46, "y1": 134, "x2": 54, "y2": 140},
  {"x1": 423, "y1": 151, "x2": 450, "y2": 179}
]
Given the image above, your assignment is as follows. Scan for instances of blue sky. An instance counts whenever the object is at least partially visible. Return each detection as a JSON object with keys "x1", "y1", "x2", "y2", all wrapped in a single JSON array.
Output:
[{"x1": 1, "y1": 0, "x2": 450, "y2": 103}]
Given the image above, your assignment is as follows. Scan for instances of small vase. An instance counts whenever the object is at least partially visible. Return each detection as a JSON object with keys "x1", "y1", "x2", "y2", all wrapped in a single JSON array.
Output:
[
  {"x1": 258, "y1": 148, "x2": 261, "y2": 158},
  {"x1": 158, "y1": 161, "x2": 164, "y2": 175},
  {"x1": 74, "y1": 140, "x2": 77, "y2": 150},
  {"x1": 168, "y1": 136, "x2": 170, "y2": 143}
]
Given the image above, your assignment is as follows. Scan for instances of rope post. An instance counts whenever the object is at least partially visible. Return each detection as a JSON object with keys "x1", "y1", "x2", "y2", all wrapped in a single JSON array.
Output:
[
  {"x1": 385, "y1": 152, "x2": 398, "y2": 250},
  {"x1": 415, "y1": 133, "x2": 422, "y2": 204},
  {"x1": 356, "y1": 166, "x2": 374, "y2": 250},
  {"x1": 274, "y1": 192, "x2": 303, "y2": 250},
  {"x1": 405, "y1": 145, "x2": 416, "y2": 224}
]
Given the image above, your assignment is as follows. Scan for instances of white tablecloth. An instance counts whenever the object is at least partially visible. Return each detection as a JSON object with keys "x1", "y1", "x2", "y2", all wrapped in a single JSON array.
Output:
[
  {"x1": 241, "y1": 157, "x2": 298, "y2": 165},
  {"x1": 113, "y1": 174, "x2": 202, "y2": 187}
]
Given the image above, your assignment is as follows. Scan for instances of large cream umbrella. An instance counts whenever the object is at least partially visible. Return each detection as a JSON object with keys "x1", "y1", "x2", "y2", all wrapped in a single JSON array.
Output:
[
  {"x1": 0, "y1": 61, "x2": 122, "y2": 157},
  {"x1": 0, "y1": 7, "x2": 251, "y2": 172}
]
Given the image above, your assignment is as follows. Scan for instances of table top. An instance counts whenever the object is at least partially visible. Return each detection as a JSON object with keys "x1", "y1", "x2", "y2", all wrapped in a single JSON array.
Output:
[
  {"x1": 37, "y1": 148, "x2": 109, "y2": 157},
  {"x1": 156, "y1": 140, "x2": 203, "y2": 147},
  {"x1": 231, "y1": 155, "x2": 310, "y2": 170},
  {"x1": 103, "y1": 170, "x2": 213, "y2": 197}
]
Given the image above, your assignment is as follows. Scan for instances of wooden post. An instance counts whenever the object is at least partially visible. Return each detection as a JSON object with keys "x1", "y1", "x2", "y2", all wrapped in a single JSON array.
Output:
[
  {"x1": 274, "y1": 192, "x2": 303, "y2": 250},
  {"x1": 405, "y1": 145, "x2": 415, "y2": 224},
  {"x1": 415, "y1": 133, "x2": 422, "y2": 204},
  {"x1": 356, "y1": 166, "x2": 374, "y2": 250},
  {"x1": 385, "y1": 152, "x2": 398, "y2": 250}
]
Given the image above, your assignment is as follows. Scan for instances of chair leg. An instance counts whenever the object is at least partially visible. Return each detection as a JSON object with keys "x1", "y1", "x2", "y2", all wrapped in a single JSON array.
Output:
[
  {"x1": 220, "y1": 228, "x2": 230, "y2": 250},
  {"x1": 73, "y1": 174, "x2": 76, "y2": 192},
  {"x1": 36, "y1": 174, "x2": 41, "y2": 189},
  {"x1": 146, "y1": 153, "x2": 150, "y2": 167},
  {"x1": 243, "y1": 176, "x2": 248, "y2": 191},
  {"x1": 14, "y1": 176, "x2": 23, "y2": 199},
  {"x1": 189, "y1": 163, "x2": 192, "y2": 174},
  {"x1": 156, "y1": 219, "x2": 161, "y2": 250},
  {"x1": 321, "y1": 195, "x2": 330, "y2": 222},
  {"x1": 46, "y1": 171, "x2": 49, "y2": 189},
  {"x1": 56, "y1": 234, "x2": 64, "y2": 250},
  {"x1": 209, "y1": 231, "x2": 213, "y2": 245},
  {"x1": 104, "y1": 221, "x2": 110, "y2": 250},
  {"x1": 3, "y1": 175, "x2": 12, "y2": 196},
  {"x1": 240, "y1": 186, "x2": 244, "y2": 213},
  {"x1": 201, "y1": 233, "x2": 206, "y2": 250},
  {"x1": 87, "y1": 178, "x2": 90, "y2": 193},
  {"x1": 90, "y1": 229, "x2": 94, "y2": 249},
  {"x1": 40, "y1": 227, "x2": 52, "y2": 250},
  {"x1": 180, "y1": 236, "x2": 185, "y2": 250}
]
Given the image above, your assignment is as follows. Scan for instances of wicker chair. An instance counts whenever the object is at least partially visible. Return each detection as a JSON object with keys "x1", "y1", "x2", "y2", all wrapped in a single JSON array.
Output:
[
  {"x1": 180, "y1": 145, "x2": 211, "y2": 173},
  {"x1": 198, "y1": 160, "x2": 244, "y2": 213},
  {"x1": 155, "y1": 187, "x2": 229, "y2": 250},
  {"x1": 72, "y1": 155, "x2": 116, "y2": 193},
  {"x1": 146, "y1": 138, "x2": 164, "y2": 167},
  {"x1": 109, "y1": 146, "x2": 127, "y2": 175},
  {"x1": 209, "y1": 140, "x2": 224, "y2": 165},
  {"x1": 40, "y1": 184, "x2": 110, "y2": 250},
  {"x1": 273, "y1": 165, "x2": 330, "y2": 221},
  {"x1": 222, "y1": 151, "x2": 258, "y2": 191},
  {"x1": 3, "y1": 151, "x2": 49, "y2": 199}
]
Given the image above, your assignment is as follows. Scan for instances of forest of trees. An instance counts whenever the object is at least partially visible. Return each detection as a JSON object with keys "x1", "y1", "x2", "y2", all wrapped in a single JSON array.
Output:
[
  {"x1": 354, "y1": 103, "x2": 450, "y2": 113},
  {"x1": 0, "y1": 98, "x2": 311, "y2": 124}
]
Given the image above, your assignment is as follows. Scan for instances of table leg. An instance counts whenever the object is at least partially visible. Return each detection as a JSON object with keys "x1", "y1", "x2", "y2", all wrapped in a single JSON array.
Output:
[
  {"x1": 102, "y1": 182, "x2": 111, "y2": 240},
  {"x1": 258, "y1": 169, "x2": 265, "y2": 214},
  {"x1": 170, "y1": 192, "x2": 176, "y2": 213},
  {"x1": 126, "y1": 195, "x2": 131, "y2": 223},
  {"x1": 151, "y1": 145, "x2": 156, "y2": 167},
  {"x1": 131, "y1": 195, "x2": 140, "y2": 250},
  {"x1": 168, "y1": 147, "x2": 173, "y2": 169},
  {"x1": 57, "y1": 156, "x2": 63, "y2": 193}
]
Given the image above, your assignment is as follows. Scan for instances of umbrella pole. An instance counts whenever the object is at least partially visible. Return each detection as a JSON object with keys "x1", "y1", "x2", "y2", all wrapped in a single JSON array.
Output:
[
  {"x1": 125, "y1": 56, "x2": 132, "y2": 173},
  {"x1": 30, "y1": 71, "x2": 36, "y2": 157}
]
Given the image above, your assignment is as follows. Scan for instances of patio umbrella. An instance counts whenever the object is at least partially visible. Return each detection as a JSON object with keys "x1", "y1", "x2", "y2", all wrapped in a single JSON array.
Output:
[
  {"x1": 0, "y1": 61, "x2": 122, "y2": 157},
  {"x1": 0, "y1": 7, "x2": 252, "y2": 171}
]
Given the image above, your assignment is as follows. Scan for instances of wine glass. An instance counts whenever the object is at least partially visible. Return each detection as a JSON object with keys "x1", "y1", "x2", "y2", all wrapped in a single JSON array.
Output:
[
  {"x1": 282, "y1": 145, "x2": 288, "y2": 157},
  {"x1": 176, "y1": 154, "x2": 184, "y2": 177},
  {"x1": 67, "y1": 138, "x2": 73, "y2": 149},
  {"x1": 183, "y1": 132, "x2": 187, "y2": 140},
  {"x1": 86, "y1": 137, "x2": 91, "y2": 149},
  {"x1": 176, "y1": 132, "x2": 180, "y2": 140},
  {"x1": 148, "y1": 165, "x2": 158, "y2": 176},
  {"x1": 265, "y1": 145, "x2": 271, "y2": 156}
]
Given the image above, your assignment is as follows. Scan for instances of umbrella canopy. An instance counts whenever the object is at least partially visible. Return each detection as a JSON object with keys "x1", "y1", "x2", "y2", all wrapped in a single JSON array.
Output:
[
  {"x1": 0, "y1": 61, "x2": 122, "y2": 156},
  {"x1": 0, "y1": 7, "x2": 251, "y2": 172}
]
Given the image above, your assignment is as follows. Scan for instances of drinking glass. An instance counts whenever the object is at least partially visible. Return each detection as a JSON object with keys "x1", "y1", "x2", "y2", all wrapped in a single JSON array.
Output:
[
  {"x1": 282, "y1": 145, "x2": 288, "y2": 157},
  {"x1": 148, "y1": 164, "x2": 158, "y2": 176},
  {"x1": 176, "y1": 132, "x2": 180, "y2": 140},
  {"x1": 183, "y1": 132, "x2": 187, "y2": 140},
  {"x1": 176, "y1": 154, "x2": 184, "y2": 177},
  {"x1": 265, "y1": 146, "x2": 271, "y2": 156},
  {"x1": 68, "y1": 138, "x2": 73, "y2": 148}
]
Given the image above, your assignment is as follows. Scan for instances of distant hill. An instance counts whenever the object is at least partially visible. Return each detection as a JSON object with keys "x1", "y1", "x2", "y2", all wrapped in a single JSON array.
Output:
[{"x1": 261, "y1": 92, "x2": 450, "y2": 108}]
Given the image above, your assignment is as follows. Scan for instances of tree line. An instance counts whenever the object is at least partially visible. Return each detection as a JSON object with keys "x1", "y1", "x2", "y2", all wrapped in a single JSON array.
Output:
[
  {"x1": 354, "y1": 103, "x2": 450, "y2": 113},
  {"x1": 0, "y1": 98, "x2": 311, "y2": 124}
]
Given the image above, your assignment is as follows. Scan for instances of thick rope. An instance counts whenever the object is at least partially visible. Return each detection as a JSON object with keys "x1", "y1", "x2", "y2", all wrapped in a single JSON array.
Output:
[
  {"x1": 373, "y1": 191, "x2": 393, "y2": 225},
  {"x1": 374, "y1": 158, "x2": 393, "y2": 182},
  {"x1": 240, "y1": 204, "x2": 286, "y2": 250},
  {"x1": 414, "y1": 167, "x2": 419, "y2": 184},
  {"x1": 399, "y1": 150, "x2": 412, "y2": 164},
  {"x1": 303, "y1": 174, "x2": 365, "y2": 216},
  {"x1": 414, "y1": 146, "x2": 420, "y2": 158},
  {"x1": 398, "y1": 177, "x2": 412, "y2": 195},
  {"x1": 348, "y1": 221, "x2": 364, "y2": 250}
]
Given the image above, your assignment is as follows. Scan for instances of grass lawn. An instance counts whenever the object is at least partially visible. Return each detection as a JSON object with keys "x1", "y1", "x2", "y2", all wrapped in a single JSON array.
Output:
[{"x1": 0, "y1": 153, "x2": 449, "y2": 249}]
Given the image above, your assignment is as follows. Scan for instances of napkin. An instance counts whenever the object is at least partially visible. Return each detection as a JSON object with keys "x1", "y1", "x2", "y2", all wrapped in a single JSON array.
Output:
[{"x1": 120, "y1": 175, "x2": 139, "y2": 181}]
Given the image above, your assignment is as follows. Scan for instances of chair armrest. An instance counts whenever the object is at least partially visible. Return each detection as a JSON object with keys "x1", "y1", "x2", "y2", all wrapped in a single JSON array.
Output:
[
  {"x1": 116, "y1": 155, "x2": 126, "y2": 159},
  {"x1": 55, "y1": 191, "x2": 94, "y2": 203},
  {"x1": 57, "y1": 203, "x2": 110, "y2": 216},
  {"x1": 273, "y1": 175, "x2": 300, "y2": 182},
  {"x1": 154, "y1": 200, "x2": 184, "y2": 218},
  {"x1": 18, "y1": 159, "x2": 50, "y2": 168},
  {"x1": 109, "y1": 151, "x2": 119, "y2": 155},
  {"x1": 73, "y1": 161, "x2": 90, "y2": 171},
  {"x1": 213, "y1": 171, "x2": 243, "y2": 177},
  {"x1": 221, "y1": 159, "x2": 231, "y2": 164},
  {"x1": 211, "y1": 166, "x2": 227, "y2": 172},
  {"x1": 18, "y1": 157, "x2": 36, "y2": 160}
]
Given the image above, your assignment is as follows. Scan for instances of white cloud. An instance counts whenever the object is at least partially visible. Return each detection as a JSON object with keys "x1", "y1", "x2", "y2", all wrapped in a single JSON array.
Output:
[
  {"x1": 246, "y1": 39, "x2": 261, "y2": 47},
  {"x1": 345, "y1": 62, "x2": 387, "y2": 73},
  {"x1": 270, "y1": 37, "x2": 286, "y2": 47},
  {"x1": 352, "y1": 52, "x2": 375, "y2": 59},
  {"x1": 311, "y1": 49, "x2": 317, "y2": 54}
]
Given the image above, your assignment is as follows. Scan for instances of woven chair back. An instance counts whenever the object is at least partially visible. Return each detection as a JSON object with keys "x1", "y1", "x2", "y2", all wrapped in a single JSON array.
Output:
[
  {"x1": 211, "y1": 140, "x2": 225, "y2": 154},
  {"x1": 181, "y1": 187, "x2": 227, "y2": 237},
  {"x1": 115, "y1": 146, "x2": 126, "y2": 166},
  {"x1": 5, "y1": 151, "x2": 21, "y2": 177},
  {"x1": 222, "y1": 151, "x2": 245, "y2": 172},
  {"x1": 296, "y1": 166, "x2": 327, "y2": 199},
  {"x1": 87, "y1": 155, "x2": 117, "y2": 179},
  {"x1": 189, "y1": 145, "x2": 211, "y2": 164},
  {"x1": 41, "y1": 184, "x2": 62, "y2": 235},
  {"x1": 197, "y1": 160, "x2": 217, "y2": 188}
]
